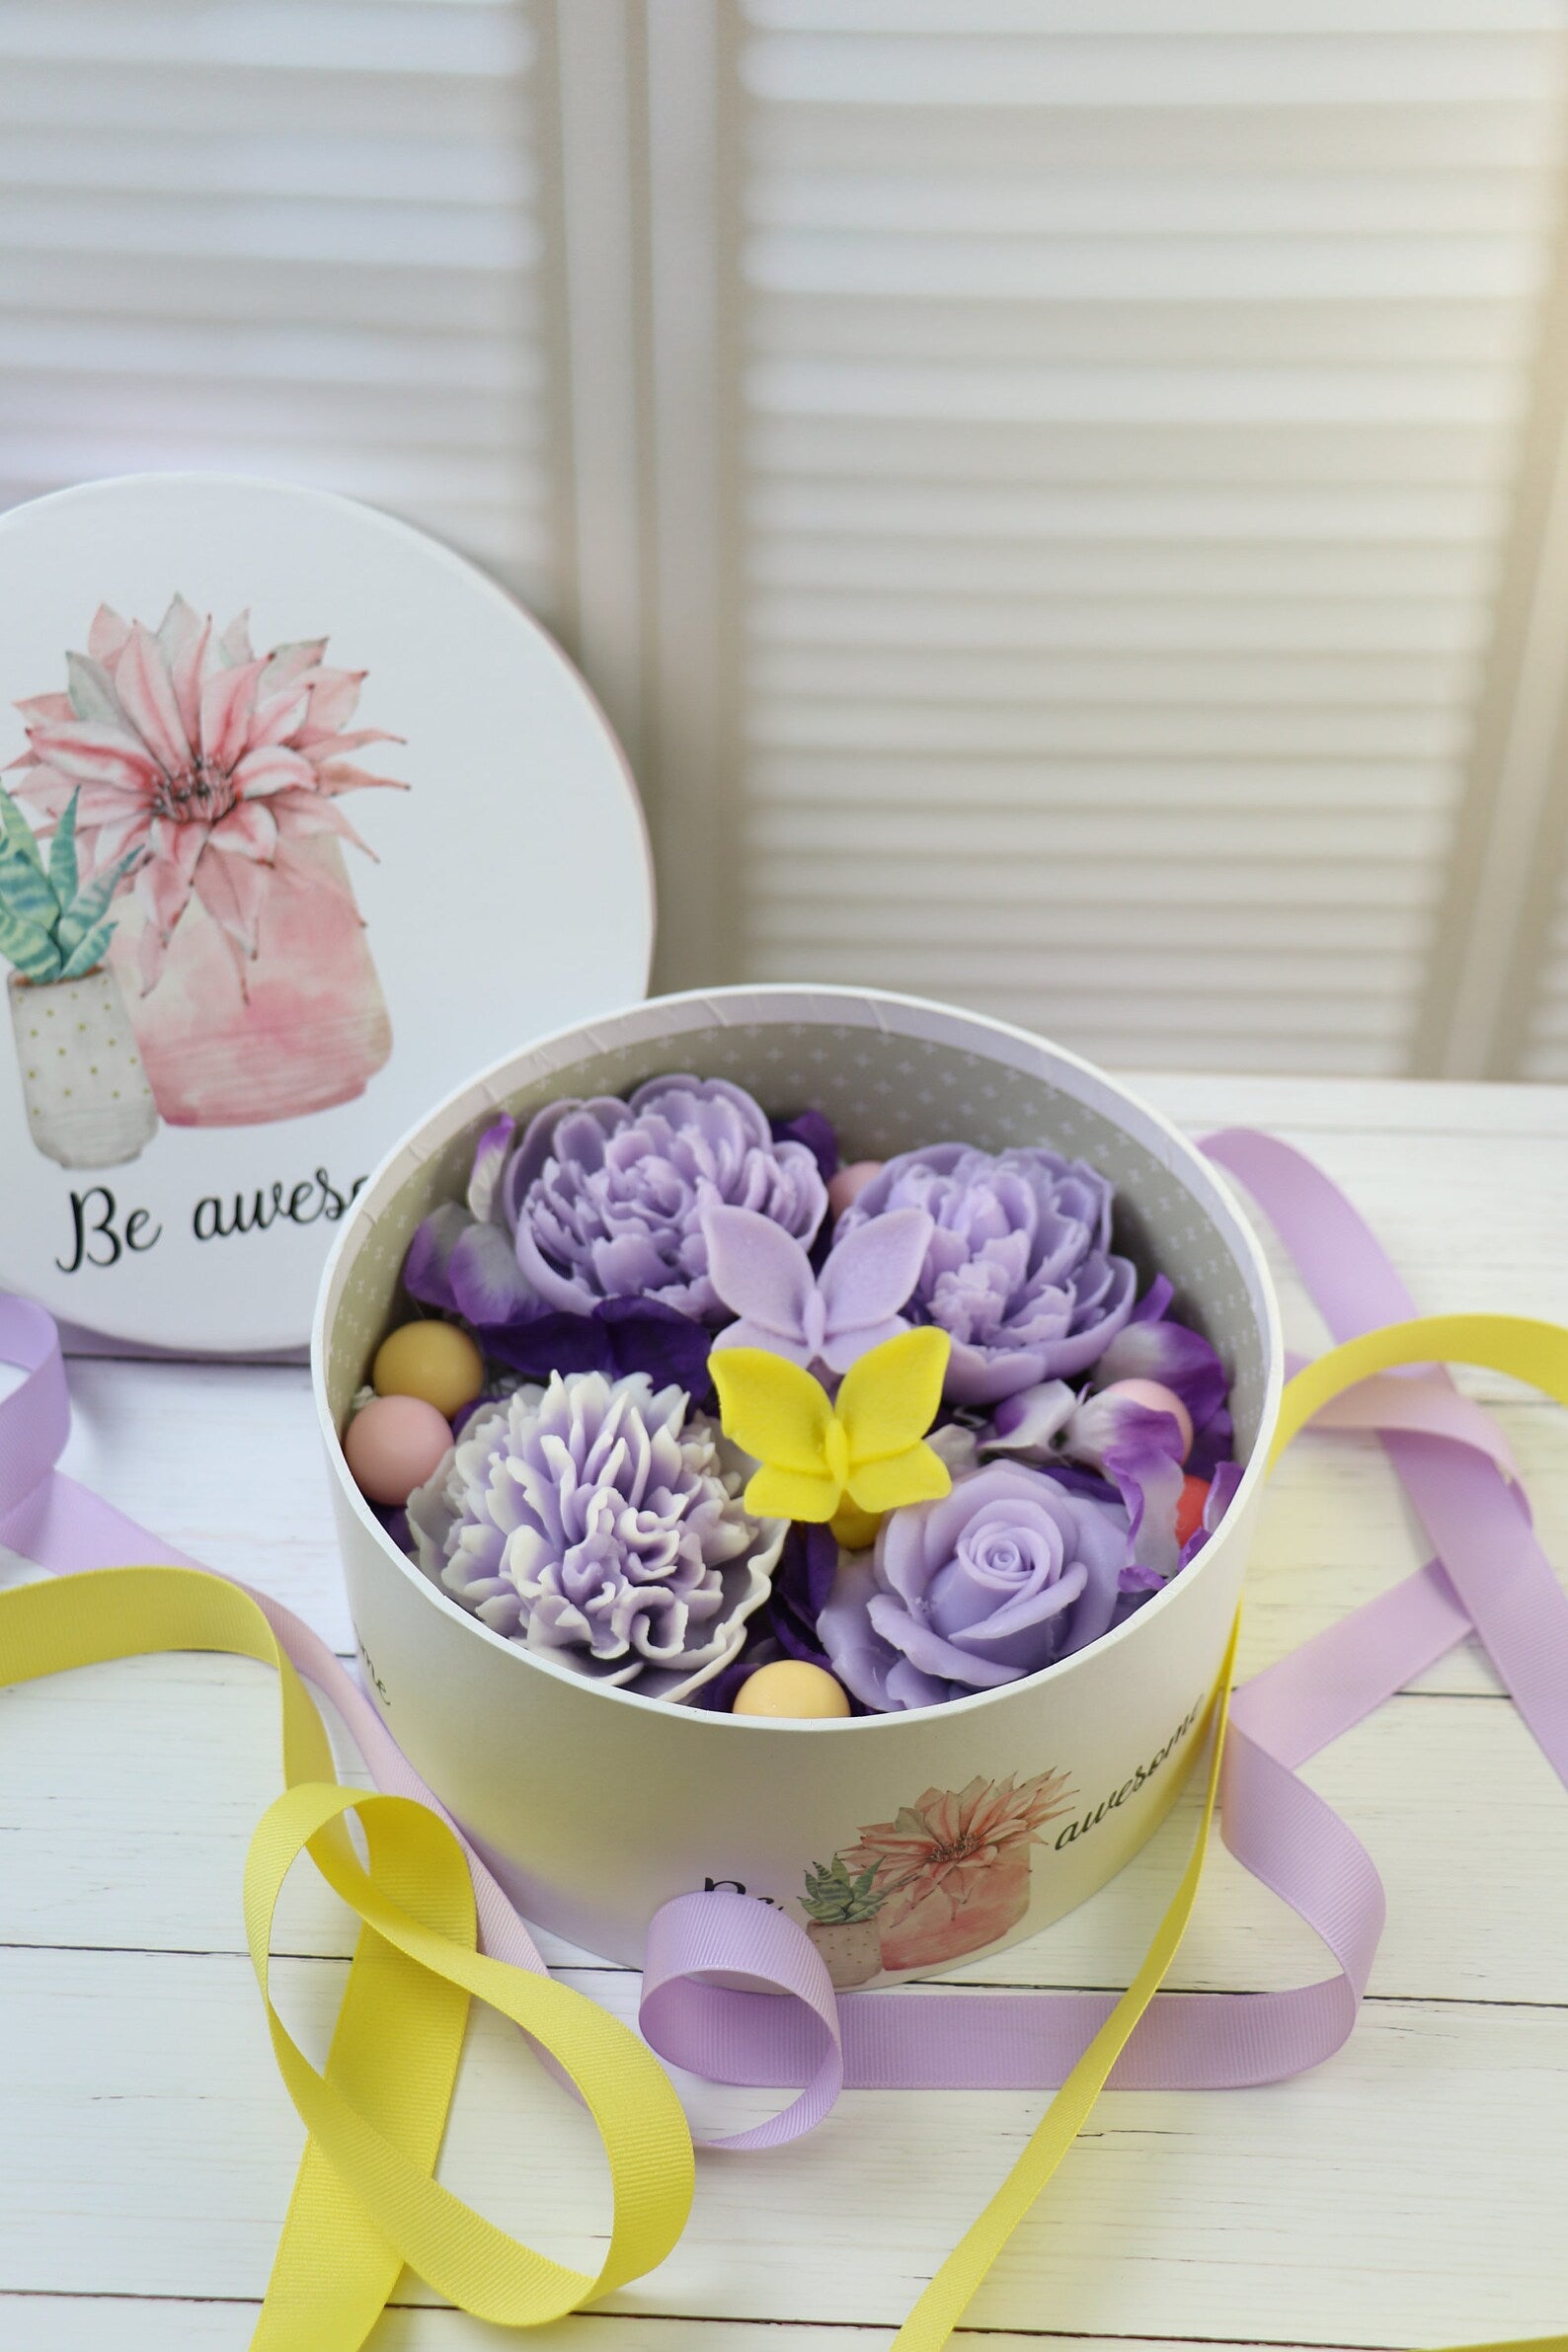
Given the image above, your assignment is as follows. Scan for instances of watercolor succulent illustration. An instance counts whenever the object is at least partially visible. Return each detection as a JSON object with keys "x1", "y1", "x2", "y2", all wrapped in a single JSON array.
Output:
[
  {"x1": 0, "y1": 782, "x2": 136, "y2": 984},
  {"x1": 800, "y1": 1852, "x2": 890, "y2": 1989},
  {"x1": 842, "y1": 1768, "x2": 1076, "y2": 1971},
  {"x1": 1, "y1": 781, "x2": 157, "y2": 1169}
]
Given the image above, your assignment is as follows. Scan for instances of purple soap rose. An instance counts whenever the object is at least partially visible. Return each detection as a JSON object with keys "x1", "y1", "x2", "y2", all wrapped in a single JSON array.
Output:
[
  {"x1": 833, "y1": 1142, "x2": 1136, "y2": 1405},
  {"x1": 503, "y1": 1074, "x2": 827, "y2": 1321},
  {"x1": 406, "y1": 1369, "x2": 784, "y2": 1702},
  {"x1": 818, "y1": 1461, "x2": 1132, "y2": 1713}
]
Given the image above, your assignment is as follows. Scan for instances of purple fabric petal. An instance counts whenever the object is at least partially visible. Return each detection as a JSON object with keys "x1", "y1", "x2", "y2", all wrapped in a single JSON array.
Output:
[
  {"x1": 771, "y1": 1106, "x2": 838, "y2": 1184},
  {"x1": 1095, "y1": 1309, "x2": 1229, "y2": 1447},
  {"x1": 467, "y1": 1113, "x2": 517, "y2": 1223},
  {"x1": 448, "y1": 1219, "x2": 540, "y2": 1330},
  {"x1": 401, "y1": 1202, "x2": 469, "y2": 1316},
  {"x1": 484, "y1": 1296, "x2": 713, "y2": 1398},
  {"x1": 1103, "y1": 1441, "x2": 1187, "y2": 1588},
  {"x1": 984, "y1": 1378, "x2": 1077, "y2": 1455}
]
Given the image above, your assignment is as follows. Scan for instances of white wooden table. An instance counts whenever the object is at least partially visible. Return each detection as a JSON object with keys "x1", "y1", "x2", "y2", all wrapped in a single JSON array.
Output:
[{"x1": 5, "y1": 1073, "x2": 1568, "y2": 2352}]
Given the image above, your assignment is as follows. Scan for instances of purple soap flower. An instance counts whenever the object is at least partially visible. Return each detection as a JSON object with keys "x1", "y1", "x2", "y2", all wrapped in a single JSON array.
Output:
[
  {"x1": 818, "y1": 1460, "x2": 1131, "y2": 1713},
  {"x1": 833, "y1": 1142, "x2": 1136, "y2": 1405},
  {"x1": 503, "y1": 1074, "x2": 827, "y2": 1321},
  {"x1": 406, "y1": 1369, "x2": 785, "y2": 1702}
]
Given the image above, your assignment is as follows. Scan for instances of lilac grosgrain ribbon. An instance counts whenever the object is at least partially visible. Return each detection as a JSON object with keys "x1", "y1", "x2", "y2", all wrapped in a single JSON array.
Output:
[
  {"x1": 4, "y1": 1131, "x2": 1568, "y2": 2145},
  {"x1": 613, "y1": 1129, "x2": 1568, "y2": 2108}
]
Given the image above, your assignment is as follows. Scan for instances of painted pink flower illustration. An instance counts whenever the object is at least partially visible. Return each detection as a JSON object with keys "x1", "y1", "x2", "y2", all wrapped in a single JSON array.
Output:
[
  {"x1": 843, "y1": 1767, "x2": 1075, "y2": 1970},
  {"x1": 8, "y1": 595, "x2": 404, "y2": 993}
]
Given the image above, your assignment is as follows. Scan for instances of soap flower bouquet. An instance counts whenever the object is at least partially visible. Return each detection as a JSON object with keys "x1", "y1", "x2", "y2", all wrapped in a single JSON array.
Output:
[{"x1": 366, "y1": 1069, "x2": 1237, "y2": 1718}]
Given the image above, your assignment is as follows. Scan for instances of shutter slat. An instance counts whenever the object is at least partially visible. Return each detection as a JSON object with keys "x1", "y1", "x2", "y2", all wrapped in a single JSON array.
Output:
[{"x1": 0, "y1": 0, "x2": 557, "y2": 616}]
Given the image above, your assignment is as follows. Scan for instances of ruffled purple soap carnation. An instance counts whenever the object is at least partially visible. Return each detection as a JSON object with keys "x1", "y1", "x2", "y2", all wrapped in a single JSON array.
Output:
[
  {"x1": 406, "y1": 1369, "x2": 784, "y2": 1702},
  {"x1": 833, "y1": 1143, "x2": 1137, "y2": 1405},
  {"x1": 819, "y1": 1461, "x2": 1132, "y2": 1713}
]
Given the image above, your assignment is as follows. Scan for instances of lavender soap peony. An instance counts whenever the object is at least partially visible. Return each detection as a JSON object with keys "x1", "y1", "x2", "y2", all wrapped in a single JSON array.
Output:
[
  {"x1": 406, "y1": 1368, "x2": 784, "y2": 1702},
  {"x1": 507, "y1": 1075, "x2": 827, "y2": 1319},
  {"x1": 833, "y1": 1143, "x2": 1137, "y2": 1405}
]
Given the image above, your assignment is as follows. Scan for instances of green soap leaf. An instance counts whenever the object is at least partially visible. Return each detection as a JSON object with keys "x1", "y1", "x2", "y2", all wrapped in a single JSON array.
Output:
[
  {"x1": 0, "y1": 897, "x2": 62, "y2": 981},
  {"x1": 0, "y1": 844, "x2": 59, "y2": 931},
  {"x1": 59, "y1": 916, "x2": 117, "y2": 981},
  {"x1": 47, "y1": 790, "x2": 79, "y2": 911},
  {"x1": 57, "y1": 845, "x2": 138, "y2": 960}
]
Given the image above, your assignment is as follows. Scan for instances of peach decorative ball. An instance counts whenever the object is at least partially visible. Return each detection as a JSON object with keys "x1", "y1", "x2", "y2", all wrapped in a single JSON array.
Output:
[
  {"x1": 1099, "y1": 1375, "x2": 1194, "y2": 1462},
  {"x1": 732, "y1": 1660, "x2": 851, "y2": 1719},
  {"x1": 826, "y1": 1159, "x2": 884, "y2": 1220},
  {"x1": 372, "y1": 1319, "x2": 485, "y2": 1418},
  {"x1": 345, "y1": 1393, "x2": 454, "y2": 1507}
]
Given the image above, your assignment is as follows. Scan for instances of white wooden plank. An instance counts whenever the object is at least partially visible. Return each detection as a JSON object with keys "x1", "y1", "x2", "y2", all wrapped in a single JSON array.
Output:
[
  {"x1": 1, "y1": 1946, "x2": 1563, "y2": 2342},
  {"x1": 0, "y1": 2312, "x2": 1381, "y2": 2352},
  {"x1": 17, "y1": 2312, "x2": 1413, "y2": 2352}
]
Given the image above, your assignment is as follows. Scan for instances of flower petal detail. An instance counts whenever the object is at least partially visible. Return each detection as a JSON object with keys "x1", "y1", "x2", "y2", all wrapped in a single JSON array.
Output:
[{"x1": 113, "y1": 620, "x2": 193, "y2": 775}]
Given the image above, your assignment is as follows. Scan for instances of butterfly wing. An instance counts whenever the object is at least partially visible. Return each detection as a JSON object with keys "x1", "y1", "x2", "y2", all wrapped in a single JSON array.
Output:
[
  {"x1": 708, "y1": 1345, "x2": 842, "y2": 1521},
  {"x1": 835, "y1": 1326, "x2": 953, "y2": 1514},
  {"x1": 702, "y1": 1204, "x2": 816, "y2": 1352},
  {"x1": 818, "y1": 1207, "x2": 935, "y2": 1373}
]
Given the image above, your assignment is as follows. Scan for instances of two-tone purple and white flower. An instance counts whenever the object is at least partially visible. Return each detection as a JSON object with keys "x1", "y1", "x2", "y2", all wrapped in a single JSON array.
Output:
[
  {"x1": 983, "y1": 1297, "x2": 1235, "y2": 1585},
  {"x1": 406, "y1": 1367, "x2": 785, "y2": 1701}
]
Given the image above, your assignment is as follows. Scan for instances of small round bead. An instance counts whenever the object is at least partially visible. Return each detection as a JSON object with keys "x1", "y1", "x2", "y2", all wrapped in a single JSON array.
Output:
[
  {"x1": 345, "y1": 1392, "x2": 454, "y2": 1506},
  {"x1": 372, "y1": 1319, "x2": 485, "y2": 1418},
  {"x1": 827, "y1": 1159, "x2": 884, "y2": 1219},
  {"x1": 1174, "y1": 1473, "x2": 1211, "y2": 1550},
  {"x1": 1099, "y1": 1375, "x2": 1194, "y2": 1462},
  {"x1": 732, "y1": 1660, "x2": 851, "y2": 1719}
]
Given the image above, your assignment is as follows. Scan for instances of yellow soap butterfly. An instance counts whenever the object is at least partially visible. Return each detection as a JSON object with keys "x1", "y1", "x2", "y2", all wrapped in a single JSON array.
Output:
[{"x1": 709, "y1": 1326, "x2": 953, "y2": 1524}]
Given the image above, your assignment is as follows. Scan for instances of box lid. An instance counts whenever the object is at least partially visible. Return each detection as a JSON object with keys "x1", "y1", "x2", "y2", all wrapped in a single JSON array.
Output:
[{"x1": 0, "y1": 474, "x2": 654, "y2": 1352}]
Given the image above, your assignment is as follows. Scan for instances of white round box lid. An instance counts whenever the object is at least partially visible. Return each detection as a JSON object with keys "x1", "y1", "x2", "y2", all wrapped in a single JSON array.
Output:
[{"x1": 0, "y1": 474, "x2": 654, "y2": 1352}]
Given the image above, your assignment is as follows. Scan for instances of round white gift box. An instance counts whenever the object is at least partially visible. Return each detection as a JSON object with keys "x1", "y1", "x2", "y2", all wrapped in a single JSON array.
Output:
[{"x1": 313, "y1": 985, "x2": 1283, "y2": 1982}]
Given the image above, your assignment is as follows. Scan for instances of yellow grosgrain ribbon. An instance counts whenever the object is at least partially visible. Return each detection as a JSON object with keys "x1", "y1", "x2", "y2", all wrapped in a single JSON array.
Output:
[
  {"x1": 890, "y1": 1312, "x2": 1568, "y2": 2351},
  {"x1": 0, "y1": 1565, "x2": 695, "y2": 2348}
]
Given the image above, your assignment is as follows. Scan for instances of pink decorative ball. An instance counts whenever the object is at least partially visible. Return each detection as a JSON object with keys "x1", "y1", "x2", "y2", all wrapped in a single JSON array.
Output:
[
  {"x1": 344, "y1": 1392, "x2": 454, "y2": 1506},
  {"x1": 1100, "y1": 1376, "x2": 1194, "y2": 1462},
  {"x1": 827, "y1": 1159, "x2": 884, "y2": 1219}
]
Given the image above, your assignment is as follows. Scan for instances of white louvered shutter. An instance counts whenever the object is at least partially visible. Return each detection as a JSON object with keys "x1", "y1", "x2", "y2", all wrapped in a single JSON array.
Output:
[
  {"x1": 1522, "y1": 882, "x2": 1568, "y2": 1075},
  {"x1": 721, "y1": 2, "x2": 1568, "y2": 1072},
  {"x1": 0, "y1": 0, "x2": 559, "y2": 615}
]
